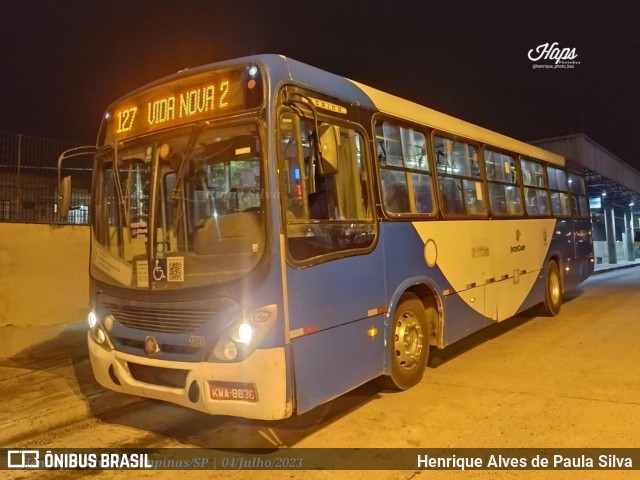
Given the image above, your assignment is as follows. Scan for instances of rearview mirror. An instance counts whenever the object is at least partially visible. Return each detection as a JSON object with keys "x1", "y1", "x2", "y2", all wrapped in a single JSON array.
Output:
[
  {"x1": 56, "y1": 145, "x2": 96, "y2": 222},
  {"x1": 317, "y1": 124, "x2": 339, "y2": 175},
  {"x1": 58, "y1": 176, "x2": 71, "y2": 220}
]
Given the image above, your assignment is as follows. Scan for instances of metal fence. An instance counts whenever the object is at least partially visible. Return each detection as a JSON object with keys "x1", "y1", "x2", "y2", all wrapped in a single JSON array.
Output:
[{"x1": 0, "y1": 131, "x2": 93, "y2": 224}]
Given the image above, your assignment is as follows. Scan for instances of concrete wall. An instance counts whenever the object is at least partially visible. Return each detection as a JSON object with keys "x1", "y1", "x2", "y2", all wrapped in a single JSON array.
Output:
[
  {"x1": 0, "y1": 223, "x2": 89, "y2": 327},
  {"x1": 594, "y1": 239, "x2": 636, "y2": 264}
]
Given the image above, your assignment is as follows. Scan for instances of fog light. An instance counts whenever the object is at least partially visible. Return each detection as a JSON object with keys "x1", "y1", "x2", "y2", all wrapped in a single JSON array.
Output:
[
  {"x1": 237, "y1": 323, "x2": 253, "y2": 344},
  {"x1": 104, "y1": 314, "x2": 114, "y2": 332},
  {"x1": 96, "y1": 327, "x2": 106, "y2": 344},
  {"x1": 87, "y1": 311, "x2": 97, "y2": 328},
  {"x1": 222, "y1": 341, "x2": 238, "y2": 360}
]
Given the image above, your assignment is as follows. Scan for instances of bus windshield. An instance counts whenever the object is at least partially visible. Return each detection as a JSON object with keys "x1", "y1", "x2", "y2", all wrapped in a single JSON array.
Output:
[{"x1": 91, "y1": 122, "x2": 265, "y2": 289}]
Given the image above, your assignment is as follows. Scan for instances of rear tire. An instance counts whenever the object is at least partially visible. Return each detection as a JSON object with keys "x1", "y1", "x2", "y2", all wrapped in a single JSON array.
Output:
[
  {"x1": 381, "y1": 293, "x2": 431, "y2": 390},
  {"x1": 538, "y1": 260, "x2": 562, "y2": 316}
]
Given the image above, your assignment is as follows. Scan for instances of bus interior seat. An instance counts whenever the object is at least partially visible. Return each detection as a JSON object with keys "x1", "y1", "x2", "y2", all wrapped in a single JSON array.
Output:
[
  {"x1": 308, "y1": 191, "x2": 329, "y2": 219},
  {"x1": 384, "y1": 183, "x2": 409, "y2": 213},
  {"x1": 443, "y1": 198, "x2": 465, "y2": 215},
  {"x1": 194, "y1": 212, "x2": 261, "y2": 255}
]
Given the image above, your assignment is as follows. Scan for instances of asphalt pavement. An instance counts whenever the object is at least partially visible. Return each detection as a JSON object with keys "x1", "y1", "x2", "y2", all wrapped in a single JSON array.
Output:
[{"x1": 0, "y1": 259, "x2": 637, "y2": 446}]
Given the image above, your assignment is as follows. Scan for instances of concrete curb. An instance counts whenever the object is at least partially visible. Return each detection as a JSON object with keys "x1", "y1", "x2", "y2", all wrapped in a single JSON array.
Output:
[
  {"x1": 0, "y1": 371, "x2": 144, "y2": 445},
  {"x1": 0, "y1": 322, "x2": 144, "y2": 445},
  {"x1": 592, "y1": 262, "x2": 640, "y2": 275}
]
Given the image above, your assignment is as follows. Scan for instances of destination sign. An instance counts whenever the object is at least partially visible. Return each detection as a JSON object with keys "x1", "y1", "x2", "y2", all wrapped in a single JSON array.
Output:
[{"x1": 104, "y1": 64, "x2": 263, "y2": 144}]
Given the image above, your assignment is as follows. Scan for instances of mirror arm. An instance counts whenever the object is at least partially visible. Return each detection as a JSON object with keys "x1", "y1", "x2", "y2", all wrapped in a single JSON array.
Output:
[
  {"x1": 57, "y1": 145, "x2": 96, "y2": 219},
  {"x1": 57, "y1": 146, "x2": 96, "y2": 192},
  {"x1": 283, "y1": 92, "x2": 323, "y2": 162}
]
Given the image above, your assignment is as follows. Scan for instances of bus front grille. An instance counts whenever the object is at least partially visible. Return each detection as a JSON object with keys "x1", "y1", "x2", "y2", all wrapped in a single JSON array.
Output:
[{"x1": 102, "y1": 303, "x2": 213, "y2": 333}]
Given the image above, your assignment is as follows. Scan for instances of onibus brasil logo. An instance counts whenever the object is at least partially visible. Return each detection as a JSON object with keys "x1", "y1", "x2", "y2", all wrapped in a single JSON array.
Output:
[{"x1": 528, "y1": 42, "x2": 579, "y2": 69}]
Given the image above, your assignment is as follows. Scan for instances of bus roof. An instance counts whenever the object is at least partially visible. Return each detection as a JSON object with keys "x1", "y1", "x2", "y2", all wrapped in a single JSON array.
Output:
[
  {"x1": 105, "y1": 54, "x2": 564, "y2": 166},
  {"x1": 349, "y1": 80, "x2": 564, "y2": 166},
  {"x1": 279, "y1": 55, "x2": 564, "y2": 166}
]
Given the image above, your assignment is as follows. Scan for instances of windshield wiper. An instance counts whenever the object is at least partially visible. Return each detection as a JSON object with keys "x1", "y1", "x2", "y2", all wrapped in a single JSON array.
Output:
[
  {"x1": 111, "y1": 143, "x2": 127, "y2": 257},
  {"x1": 171, "y1": 124, "x2": 204, "y2": 232}
]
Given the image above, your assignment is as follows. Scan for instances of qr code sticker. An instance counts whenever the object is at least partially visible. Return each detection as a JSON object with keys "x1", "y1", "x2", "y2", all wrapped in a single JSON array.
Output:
[{"x1": 167, "y1": 257, "x2": 185, "y2": 282}]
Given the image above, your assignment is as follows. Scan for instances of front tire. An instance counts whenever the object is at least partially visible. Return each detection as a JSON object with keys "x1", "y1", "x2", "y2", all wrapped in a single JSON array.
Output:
[
  {"x1": 538, "y1": 260, "x2": 562, "y2": 316},
  {"x1": 383, "y1": 293, "x2": 431, "y2": 390}
]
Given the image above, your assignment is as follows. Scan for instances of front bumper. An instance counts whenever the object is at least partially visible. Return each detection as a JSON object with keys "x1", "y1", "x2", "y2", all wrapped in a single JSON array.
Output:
[{"x1": 88, "y1": 333, "x2": 292, "y2": 420}]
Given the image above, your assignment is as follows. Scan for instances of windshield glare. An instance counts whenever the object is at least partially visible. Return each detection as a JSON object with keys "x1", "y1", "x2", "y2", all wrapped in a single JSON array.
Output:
[{"x1": 91, "y1": 123, "x2": 265, "y2": 289}]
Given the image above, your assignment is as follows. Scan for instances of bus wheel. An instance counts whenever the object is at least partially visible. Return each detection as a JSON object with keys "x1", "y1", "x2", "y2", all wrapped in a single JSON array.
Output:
[
  {"x1": 539, "y1": 260, "x2": 562, "y2": 316},
  {"x1": 384, "y1": 293, "x2": 430, "y2": 390}
]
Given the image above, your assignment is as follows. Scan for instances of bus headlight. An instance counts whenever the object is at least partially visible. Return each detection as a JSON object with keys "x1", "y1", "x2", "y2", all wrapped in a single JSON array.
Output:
[
  {"x1": 87, "y1": 311, "x2": 97, "y2": 328},
  {"x1": 209, "y1": 305, "x2": 277, "y2": 362},
  {"x1": 87, "y1": 309, "x2": 114, "y2": 351}
]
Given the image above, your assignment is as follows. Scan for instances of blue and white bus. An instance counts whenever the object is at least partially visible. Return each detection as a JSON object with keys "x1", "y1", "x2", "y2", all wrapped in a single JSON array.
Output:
[{"x1": 61, "y1": 54, "x2": 593, "y2": 420}]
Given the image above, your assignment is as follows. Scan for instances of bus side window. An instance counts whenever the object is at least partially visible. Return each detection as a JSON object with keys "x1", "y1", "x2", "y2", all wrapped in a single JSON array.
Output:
[
  {"x1": 308, "y1": 186, "x2": 329, "y2": 219},
  {"x1": 521, "y1": 158, "x2": 549, "y2": 216},
  {"x1": 485, "y1": 148, "x2": 522, "y2": 217},
  {"x1": 439, "y1": 177, "x2": 465, "y2": 214},
  {"x1": 537, "y1": 190, "x2": 549, "y2": 215},
  {"x1": 380, "y1": 169, "x2": 411, "y2": 214},
  {"x1": 434, "y1": 135, "x2": 485, "y2": 217},
  {"x1": 384, "y1": 182, "x2": 410, "y2": 213},
  {"x1": 568, "y1": 172, "x2": 588, "y2": 217},
  {"x1": 525, "y1": 187, "x2": 539, "y2": 215},
  {"x1": 376, "y1": 120, "x2": 435, "y2": 216}
]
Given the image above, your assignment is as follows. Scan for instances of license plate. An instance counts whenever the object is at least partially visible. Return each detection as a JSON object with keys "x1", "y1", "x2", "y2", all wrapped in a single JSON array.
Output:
[{"x1": 209, "y1": 381, "x2": 258, "y2": 403}]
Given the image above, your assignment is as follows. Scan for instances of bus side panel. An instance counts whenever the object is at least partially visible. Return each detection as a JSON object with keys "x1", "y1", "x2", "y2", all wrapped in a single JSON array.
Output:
[
  {"x1": 488, "y1": 218, "x2": 557, "y2": 321},
  {"x1": 550, "y1": 218, "x2": 581, "y2": 291},
  {"x1": 381, "y1": 222, "x2": 448, "y2": 299},
  {"x1": 291, "y1": 314, "x2": 385, "y2": 414},
  {"x1": 515, "y1": 218, "x2": 576, "y2": 315},
  {"x1": 381, "y1": 222, "x2": 490, "y2": 348},
  {"x1": 285, "y1": 246, "x2": 386, "y2": 413}
]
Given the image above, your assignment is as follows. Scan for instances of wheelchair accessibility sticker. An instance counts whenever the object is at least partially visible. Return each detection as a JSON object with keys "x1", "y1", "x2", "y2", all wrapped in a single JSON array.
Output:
[{"x1": 152, "y1": 257, "x2": 185, "y2": 282}]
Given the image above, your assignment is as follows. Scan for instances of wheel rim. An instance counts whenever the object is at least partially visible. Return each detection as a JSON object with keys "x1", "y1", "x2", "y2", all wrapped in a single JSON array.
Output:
[
  {"x1": 549, "y1": 269, "x2": 561, "y2": 306},
  {"x1": 394, "y1": 311, "x2": 424, "y2": 370}
]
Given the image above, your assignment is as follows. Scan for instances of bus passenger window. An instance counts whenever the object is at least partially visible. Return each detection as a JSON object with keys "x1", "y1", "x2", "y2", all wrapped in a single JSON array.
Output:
[
  {"x1": 525, "y1": 188, "x2": 539, "y2": 215},
  {"x1": 439, "y1": 177, "x2": 464, "y2": 214},
  {"x1": 376, "y1": 120, "x2": 435, "y2": 216},
  {"x1": 547, "y1": 166, "x2": 571, "y2": 216},
  {"x1": 488, "y1": 183, "x2": 508, "y2": 215},
  {"x1": 381, "y1": 169, "x2": 410, "y2": 214},
  {"x1": 536, "y1": 190, "x2": 549, "y2": 215},
  {"x1": 434, "y1": 135, "x2": 485, "y2": 216},
  {"x1": 412, "y1": 173, "x2": 434, "y2": 213},
  {"x1": 384, "y1": 183, "x2": 410, "y2": 213},
  {"x1": 568, "y1": 172, "x2": 589, "y2": 218},
  {"x1": 485, "y1": 149, "x2": 522, "y2": 216}
]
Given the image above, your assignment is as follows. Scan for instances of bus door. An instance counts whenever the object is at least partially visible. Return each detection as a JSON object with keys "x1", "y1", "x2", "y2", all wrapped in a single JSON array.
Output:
[
  {"x1": 278, "y1": 110, "x2": 385, "y2": 414},
  {"x1": 568, "y1": 173, "x2": 593, "y2": 281}
]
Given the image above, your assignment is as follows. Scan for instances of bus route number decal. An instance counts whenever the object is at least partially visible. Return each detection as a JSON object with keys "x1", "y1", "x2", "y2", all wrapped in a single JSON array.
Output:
[{"x1": 116, "y1": 107, "x2": 138, "y2": 133}]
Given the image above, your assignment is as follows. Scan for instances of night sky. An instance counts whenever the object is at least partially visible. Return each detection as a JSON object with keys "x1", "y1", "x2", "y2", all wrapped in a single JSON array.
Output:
[{"x1": 1, "y1": 0, "x2": 639, "y2": 168}]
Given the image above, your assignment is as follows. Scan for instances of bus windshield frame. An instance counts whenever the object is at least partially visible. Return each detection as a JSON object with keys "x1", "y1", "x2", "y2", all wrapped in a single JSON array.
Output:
[{"x1": 91, "y1": 119, "x2": 268, "y2": 290}]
